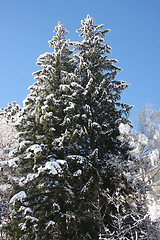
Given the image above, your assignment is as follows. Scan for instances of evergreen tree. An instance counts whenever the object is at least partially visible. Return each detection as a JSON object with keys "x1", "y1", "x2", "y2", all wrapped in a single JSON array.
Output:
[
  {"x1": 3, "y1": 22, "x2": 76, "y2": 239},
  {"x1": 2, "y1": 16, "x2": 148, "y2": 239},
  {"x1": 61, "y1": 15, "x2": 134, "y2": 238}
]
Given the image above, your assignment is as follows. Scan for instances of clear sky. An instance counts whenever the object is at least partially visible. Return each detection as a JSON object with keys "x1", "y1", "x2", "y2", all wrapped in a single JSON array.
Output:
[{"x1": 0, "y1": 0, "x2": 160, "y2": 125}]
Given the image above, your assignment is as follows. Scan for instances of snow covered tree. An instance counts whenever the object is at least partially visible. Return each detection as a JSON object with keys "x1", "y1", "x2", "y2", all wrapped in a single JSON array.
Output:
[
  {"x1": 136, "y1": 104, "x2": 160, "y2": 236},
  {"x1": 62, "y1": 15, "x2": 135, "y2": 238},
  {"x1": 119, "y1": 104, "x2": 160, "y2": 239},
  {"x1": 3, "y1": 22, "x2": 77, "y2": 240},
  {"x1": 0, "y1": 102, "x2": 20, "y2": 233},
  {"x1": 99, "y1": 188, "x2": 151, "y2": 240},
  {"x1": 3, "y1": 16, "x2": 149, "y2": 239}
]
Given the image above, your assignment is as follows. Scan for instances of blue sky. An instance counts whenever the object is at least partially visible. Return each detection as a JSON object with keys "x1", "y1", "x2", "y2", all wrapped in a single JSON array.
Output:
[{"x1": 0, "y1": 0, "x2": 160, "y2": 125}]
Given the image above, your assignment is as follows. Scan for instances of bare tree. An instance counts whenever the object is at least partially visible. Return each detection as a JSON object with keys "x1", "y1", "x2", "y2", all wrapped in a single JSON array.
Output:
[
  {"x1": 119, "y1": 104, "x2": 160, "y2": 239},
  {"x1": 0, "y1": 102, "x2": 20, "y2": 237}
]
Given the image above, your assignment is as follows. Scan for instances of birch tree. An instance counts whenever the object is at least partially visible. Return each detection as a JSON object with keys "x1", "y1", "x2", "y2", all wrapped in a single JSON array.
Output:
[{"x1": 119, "y1": 104, "x2": 160, "y2": 239}]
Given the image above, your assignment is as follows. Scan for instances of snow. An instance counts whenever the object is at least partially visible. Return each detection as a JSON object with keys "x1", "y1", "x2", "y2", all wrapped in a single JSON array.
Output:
[
  {"x1": 119, "y1": 123, "x2": 130, "y2": 135},
  {"x1": 52, "y1": 136, "x2": 64, "y2": 147},
  {"x1": 23, "y1": 95, "x2": 35, "y2": 106},
  {"x1": 41, "y1": 105, "x2": 48, "y2": 113},
  {"x1": 81, "y1": 177, "x2": 93, "y2": 193},
  {"x1": 46, "y1": 112, "x2": 53, "y2": 117},
  {"x1": 92, "y1": 122, "x2": 101, "y2": 130},
  {"x1": 80, "y1": 127, "x2": 86, "y2": 136},
  {"x1": 30, "y1": 144, "x2": 42, "y2": 154},
  {"x1": 0, "y1": 157, "x2": 19, "y2": 168},
  {"x1": 60, "y1": 84, "x2": 71, "y2": 92},
  {"x1": 0, "y1": 160, "x2": 8, "y2": 167},
  {"x1": 71, "y1": 82, "x2": 84, "y2": 90},
  {"x1": 0, "y1": 184, "x2": 11, "y2": 191},
  {"x1": 20, "y1": 160, "x2": 66, "y2": 186},
  {"x1": 56, "y1": 159, "x2": 66, "y2": 165},
  {"x1": 149, "y1": 149, "x2": 159, "y2": 166},
  {"x1": 18, "y1": 206, "x2": 32, "y2": 215},
  {"x1": 64, "y1": 102, "x2": 75, "y2": 112},
  {"x1": 64, "y1": 186, "x2": 74, "y2": 197},
  {"x1": 67, "y1": 155, "x2": 86, "y2": 164},
  {"x1": 84, "y1": 104, "x2": 91, "y2": 115},
  {"x1": 38, "y1": 161, "x2": 63, "y2": 176},
  {"x1": 82, "y1": 114, "x2": 87, "y2": 120},
  {"x1": 86, "y1": 78, "x2": 93, "y2": 90},
  {"x1": 26, "y1": 173, "x2": 37, "y2": 182},
  {"x1": 153, "y1": 129, "x2": 160, "y2": 141},
  {"x1": 26, "y1": 152, "x2": 33, "y2": 159},
  {"x1": 24, "y1": 207, "x2": 33, "y2": 215},
  {"x1": 89, "y1": 148, "x2": 99, "y2": 159},
  {"x1": 26, "y1": 144, "x2": 42, "y2": 155},
  {"x1": 73, "y1": 169, "x2": 82, "y2": 177},
  {"x1": 138, "y1": 134, "x2": 148, "y2": 146},
  {"x1": 19, "y1": 222, "x2": 27, "y2": 230},
  {"x1": 46, "y1": 221, "x2": 55, "y2": 229},
  {"x1": 9, "y1": 148, "x2": 18, "y2": 158},
  {"x1": 25, "y1": 215, "x2": 39, "y2": 222},
  {"x1": 148, "y1": 200, "x2": 160, "y2": 222},
  {"x1": 88, "y1": 119, "x2": 92, "y2": 129},
  {"x1": 53, "y1": 203, "x2": 60, "y2": 212},
  {"x1": 8, "y1": 157, "x2": 19, "y2": 168},
  {"x1": 46, "y1": 93, "x2": 54, "y2": 100},
  {"x1": 62, "y1": 117, "x2": 71, "y2": 125},
  {"x1": 10, "y1": 191, "x2": 27, "y2": 204},
  {"x1": 19, "y1": 140, "x2": 31, "y2": 150}
]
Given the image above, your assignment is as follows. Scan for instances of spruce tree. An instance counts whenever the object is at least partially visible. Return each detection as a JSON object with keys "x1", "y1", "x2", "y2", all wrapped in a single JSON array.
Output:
[
  {"x1": 3, "y1": 16, "x2": 147, "y2": 240},
  {"x1": 4, "y1": 22, "x2": 77, "y2": 240},
  {"x1": 59, "y1": 15, "x2": 135, "y2": 239}
]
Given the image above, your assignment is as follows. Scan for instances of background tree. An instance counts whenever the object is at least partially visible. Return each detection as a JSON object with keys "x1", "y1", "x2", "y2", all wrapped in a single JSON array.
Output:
[
  {"x1": 136, "y1": 104, "x2": 160, "y2": 236},
  {"x1": 0, "y1": 102, "x2": 20, "y2": 233},
  {"x1": 99, "y1": 188, "x2": 151, "y2": 240},
  {"x1": 119, "y1": 104, "x2": 160, "y2": 239}
]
